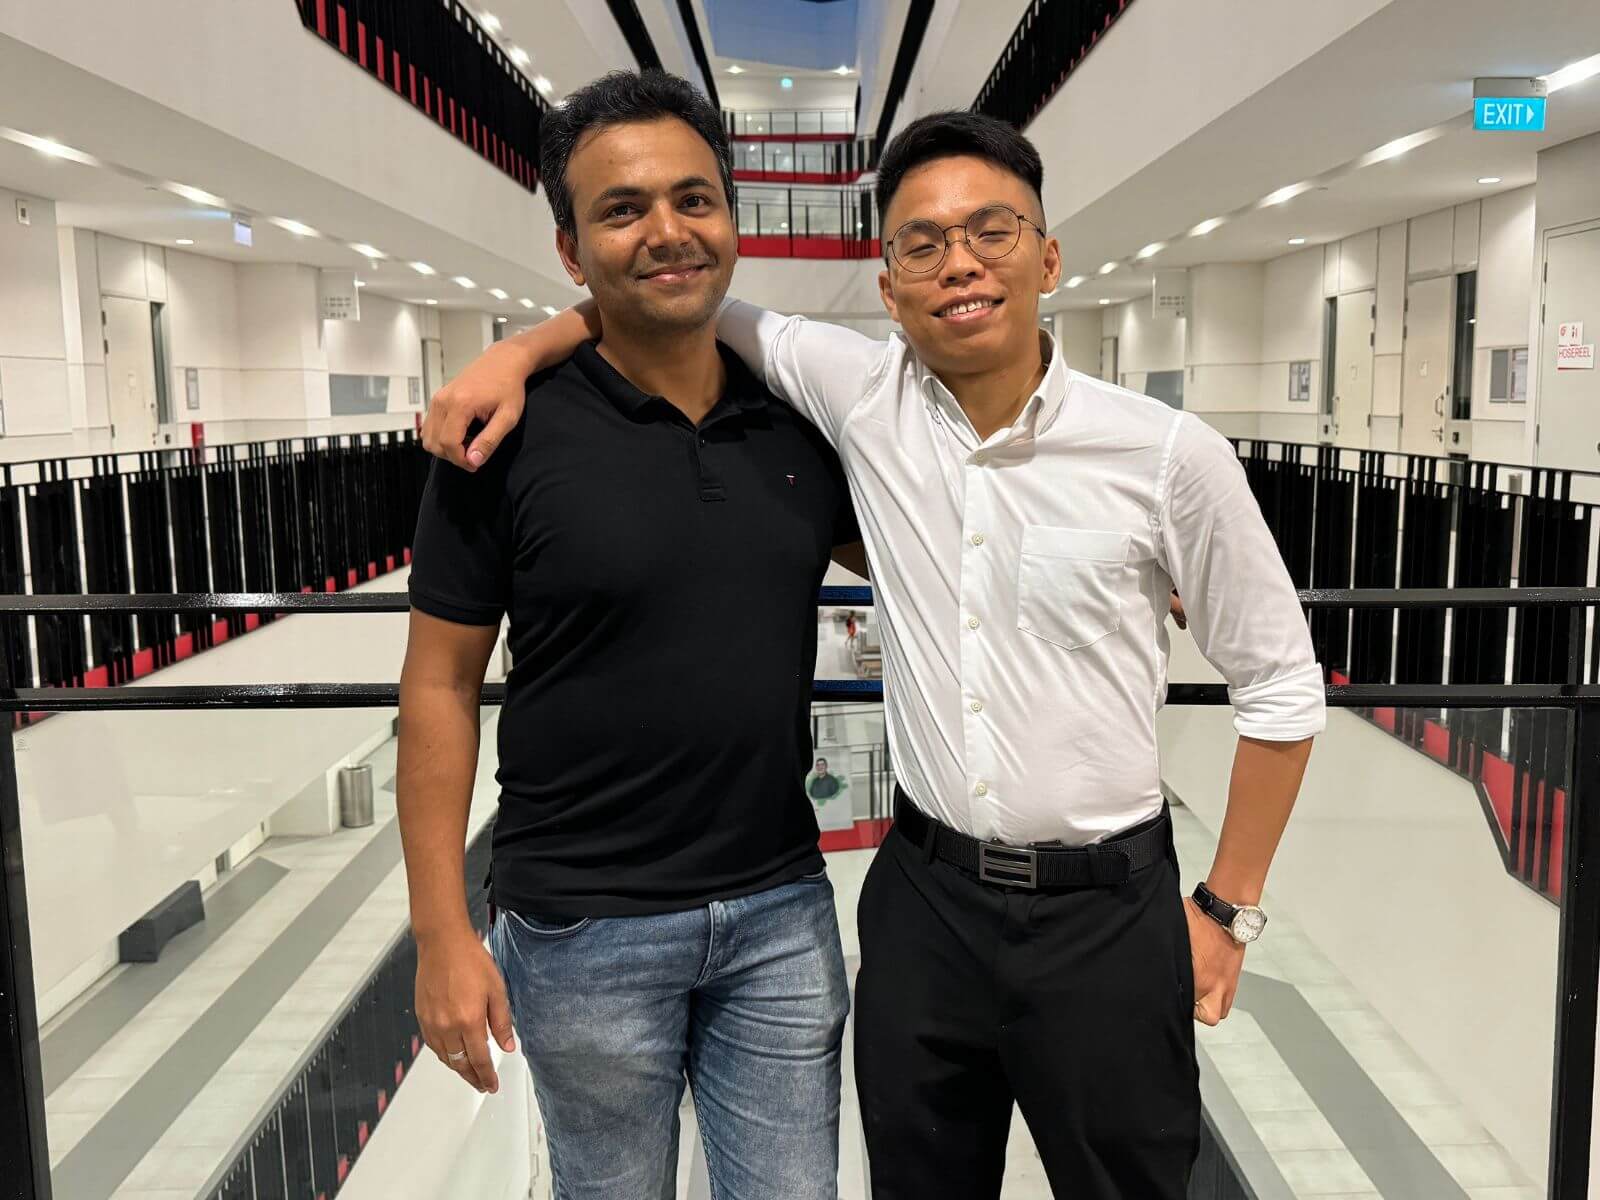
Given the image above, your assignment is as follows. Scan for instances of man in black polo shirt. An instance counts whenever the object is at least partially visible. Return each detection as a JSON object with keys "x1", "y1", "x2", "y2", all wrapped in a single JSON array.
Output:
[{"x1": 395, "y1": 72, "x2": 855, "y2": 1199}]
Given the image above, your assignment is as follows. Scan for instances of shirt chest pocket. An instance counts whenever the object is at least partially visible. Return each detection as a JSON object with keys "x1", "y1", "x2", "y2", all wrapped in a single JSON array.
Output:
[{"x1": 1016, "y1": 526, "x2": 1132, "y2": 650}]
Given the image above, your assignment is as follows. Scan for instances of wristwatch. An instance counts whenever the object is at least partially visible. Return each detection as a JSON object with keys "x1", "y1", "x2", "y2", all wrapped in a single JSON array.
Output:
[{"x1": 1192, "y1": 882, "x2": 1268, "y2": 945}]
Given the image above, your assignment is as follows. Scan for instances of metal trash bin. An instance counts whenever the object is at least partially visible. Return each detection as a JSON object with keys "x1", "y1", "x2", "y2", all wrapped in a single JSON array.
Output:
[{"x1": 339, "y1": 764, "x2": 375, "y2": 828}]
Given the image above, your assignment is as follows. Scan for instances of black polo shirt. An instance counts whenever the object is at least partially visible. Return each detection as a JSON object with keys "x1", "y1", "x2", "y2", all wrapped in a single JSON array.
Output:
[{"x1": 408, "y1": 341, "x2": 855, "y2": 919}]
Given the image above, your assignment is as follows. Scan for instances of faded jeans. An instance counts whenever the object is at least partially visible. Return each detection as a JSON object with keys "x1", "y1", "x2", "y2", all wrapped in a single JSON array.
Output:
[{"x1": 489, "y1": 872, "x2": 850, "y2": 1199}]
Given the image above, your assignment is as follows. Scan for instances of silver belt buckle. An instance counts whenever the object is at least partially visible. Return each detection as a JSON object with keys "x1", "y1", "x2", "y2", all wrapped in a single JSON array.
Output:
[{"x1": 978, "y1": 843, "x2": 1039, "y2": 889}]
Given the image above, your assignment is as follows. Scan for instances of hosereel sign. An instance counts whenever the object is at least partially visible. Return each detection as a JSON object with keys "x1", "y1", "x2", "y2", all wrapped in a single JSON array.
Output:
[{"x1": 1558, "y1": 322, "x2": 1594, "y2": 372}]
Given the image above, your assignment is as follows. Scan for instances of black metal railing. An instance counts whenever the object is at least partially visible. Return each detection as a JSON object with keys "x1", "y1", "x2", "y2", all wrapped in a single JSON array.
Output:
[
  {"x1": 723, "y1": 109, "x2": 857, "y2": 138},
  {"x1": 972, "y1": 0, "x2": 1134, "y2": 129},
  {"x1": 0, "y1": 433, "x2": 429, "y2": 709},
  {"x1": 1234, "y1": 440, "x2": 1600, "y2": 904},
  {"x1": 736, "y1": 185, "x2": 880, "y2": 259},
  {"x1": 292, "y1": 0, "x2": 547, "y2": 193},
  {"x1": 731, "y1": 136, "x2": 877, "y2": 181},
  {"x1": 2, "y1": 587, "x2": 1598, "y2": 1199}
]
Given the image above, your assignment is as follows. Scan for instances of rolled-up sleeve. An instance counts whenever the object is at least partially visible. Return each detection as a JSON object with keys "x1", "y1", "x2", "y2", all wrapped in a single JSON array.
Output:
[{"x1": 1157, "y1": 414, "x2": 1325, "y2": 741}]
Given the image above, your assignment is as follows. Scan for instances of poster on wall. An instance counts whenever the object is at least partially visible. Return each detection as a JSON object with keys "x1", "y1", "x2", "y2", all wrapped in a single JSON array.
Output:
[
  {"x1": 1288, "y1": 360, "x2": 1312, "y2": 402},
  {"x1": 1557, "y1": 342, "x2": 1596, "y2": 371}
]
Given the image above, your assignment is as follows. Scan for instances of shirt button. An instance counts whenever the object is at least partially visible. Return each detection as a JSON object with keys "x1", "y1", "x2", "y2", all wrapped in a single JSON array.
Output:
[
  {"x1": 973, "y1": 452, "x2": 988, "y2": 465},
  {"x1": 967, "y1": 616, "x2": 980, "y2": 630},
  {"x1": 970, "y1": 533, "x2": 985, "y2": 546},
  {"x1": 975, "y1": 782, "x2": 989, "y2": 797},
  {"x1": 970, "y1": 700, "x2": 984, "y2": 713}
]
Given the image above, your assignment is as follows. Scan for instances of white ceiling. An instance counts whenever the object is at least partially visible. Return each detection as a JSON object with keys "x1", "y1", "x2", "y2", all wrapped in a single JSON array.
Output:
[{"x1": 1039, "y1": 0, "x2": 1600, "y2": 310}]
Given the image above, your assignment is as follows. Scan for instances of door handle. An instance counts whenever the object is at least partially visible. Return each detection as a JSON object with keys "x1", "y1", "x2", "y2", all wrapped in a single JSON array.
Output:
[{"x1": 1434, "y1": 392, "x2": 1445, "y2": 417}]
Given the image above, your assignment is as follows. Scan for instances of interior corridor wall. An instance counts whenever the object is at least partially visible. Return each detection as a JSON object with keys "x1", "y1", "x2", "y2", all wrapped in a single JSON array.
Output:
[
  {"x1": 1533, "y1": 131, "x2": 1600, "y2": 481},
  {"x1": 1101, "y1": 292, "x2": 1185, "y2": 396},
  {"x1": 0, "y1": 189, "x2": 70, "y2": 443},
  {"x1": 1053, "y1": 309, "x2": 1102, "y2": 377},
  {"x1": 1184, "y1": 263, "x2": 1264, "y2": 438}
]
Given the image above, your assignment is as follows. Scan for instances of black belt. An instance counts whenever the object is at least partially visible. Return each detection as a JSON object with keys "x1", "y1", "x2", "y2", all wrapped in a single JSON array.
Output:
[{"x1": 893, "y1": 789, "x2": 1169, "y2": 889}]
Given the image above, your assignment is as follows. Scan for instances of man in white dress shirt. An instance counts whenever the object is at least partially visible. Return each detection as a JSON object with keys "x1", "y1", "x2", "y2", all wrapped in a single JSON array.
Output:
[{"x1": 423, "y1": 96, "x2": 1323, "y2": 1200}]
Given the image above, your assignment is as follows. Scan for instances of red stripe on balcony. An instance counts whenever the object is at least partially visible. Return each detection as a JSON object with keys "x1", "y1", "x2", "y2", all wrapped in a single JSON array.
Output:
[
  {"x1": 357, "y1": 20, "x2": 367, "y2": 67},
  {"x1": 375, "y1": 35, "x2": 384, "y2": 81},
  {"x1": 336, "y1": 4, "x2": 348, "y2": 54},
  {"x1": 315, "y1": 0, "x2": 327, "y2": 38}
]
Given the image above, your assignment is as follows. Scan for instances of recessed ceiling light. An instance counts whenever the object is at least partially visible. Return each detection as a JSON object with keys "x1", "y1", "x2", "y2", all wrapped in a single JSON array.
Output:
[
  {"x1": 780, "y1": 77, "x2": 793, "y2": 89},
  {"x1": 496, "y1": 316, "x2": 508, "y2": 323},
  {"x1": 452, "y1": 276, "x2": 477, "y2": 289},
  {"x1": 510, "y1": 45, "x2": 530, "y2": 67},
  {"x1": 350, "y1": 243, "x2": 385, "y2": 259},
  {"x1": 410, "y1": 261, "x2": 436, "y2": 275},
  {"x1": 1288, "y1": 237, "x2": 1307, "y2": 245},
  {"x1": 354, "y1": 279, "x2": 365, "y2": 288},
  {"x1": 1263, "y1": 182, "x2": 1310, "y2": 206},
  {"x1": 168, "y1": 181, "x2": 228, "y2": 207},
  {"x1": 1099, "y1": 298, "x2": 1112, "y2": 305},
  {"x1": 834, "y1": 64, "x2": 853, "y2": 75},
  {"x1": 4, "y1": 131, "x2": 96, "y2": 164},
  {"x1": 1189, "y1": 217, "x2": 1224, "y2": 237},
  {"x1": 175, "y1": 238, "x2": 194, "y2": 246},
  {"x1": 1065, "y1": 275, "x2": 1086, "y2": 288},
  {"x1": 1544, "y1": 52, "x2": 1600, "y2": 93},
  {"x1": 1367, "y1": 132, "x2": 1427, "y2": 163},
  {"x1": 479, "y1": 11, "x2": 500, "y2": 34},
  {"x1": 488, "y1": 288, "x2": 508, "y2": 300},
  {"x1": 1136, "y1": 242, "x2": 1165, "y2": 260},
  {"x1": 269, "y1": 217, "x2": 319, "y2": 237},
  {"x1": 726, "y1": 64, "x2": 745, "y2": 75},
  {"x1": 425, "y1": 299, "x2": 438, "y2": 306},
  {"x1": 519, "y1": 297, "x2": 535, "y2": 308},
  {"x1": 541, "y1": 305, "x2": 560, "y2": 317},
  {"x1": 1478, "y1": 176, "x2": 1502, "y2": 184},
  {"x1": 1098, "y1": 261, "x2": 1118, "y2": 275}
]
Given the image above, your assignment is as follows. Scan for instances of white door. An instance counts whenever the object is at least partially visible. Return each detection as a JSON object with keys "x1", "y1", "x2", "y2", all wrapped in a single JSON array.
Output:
[
  {"x1": 102, "y1": 295, "x2": 159, "y2": 450},
  {"x1": 1535, "y1": 225, "x2": 1600, "y2": 471},
  {"x1": 1099, "y1": 336, "x2": 1118, "y2": 384},
  {"x1": 1400, "y1": 275, "x2": 1453, "y2": 457},
  {"x1": 1333, "y1": 289, "x2": 1376, "y2": 450}
]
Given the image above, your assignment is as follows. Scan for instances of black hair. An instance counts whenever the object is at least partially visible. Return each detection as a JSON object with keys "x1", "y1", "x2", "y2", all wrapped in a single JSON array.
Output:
[
  {"x1": 874, "y1": 110, "x2": 1044, "y2": 228},
  {"x1": 538, "y1": 70, "x2": 737, "y2": 237}
]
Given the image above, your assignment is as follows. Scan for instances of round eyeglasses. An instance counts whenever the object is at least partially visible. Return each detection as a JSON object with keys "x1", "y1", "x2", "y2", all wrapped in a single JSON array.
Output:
[{"x1": 887, "y1": 204, "x2": 1045, "y2": 274}]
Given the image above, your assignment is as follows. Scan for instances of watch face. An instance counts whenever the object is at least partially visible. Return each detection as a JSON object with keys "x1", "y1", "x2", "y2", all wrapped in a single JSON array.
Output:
[{"x1": 1230, "y1": 906, "x2": 1267, "y2": 944}]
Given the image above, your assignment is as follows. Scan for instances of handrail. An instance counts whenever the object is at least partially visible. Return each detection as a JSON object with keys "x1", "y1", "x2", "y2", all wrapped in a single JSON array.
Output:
[
  {"x1": 972, "y1": 0, "x2": 1134, "y2": 129},
  {"x1": 2, "y1": 587, "x2": 1600, "y2": 1198}
]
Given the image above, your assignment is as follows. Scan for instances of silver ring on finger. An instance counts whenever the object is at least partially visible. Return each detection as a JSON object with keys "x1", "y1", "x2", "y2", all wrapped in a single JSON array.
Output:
[{"x1": 448, "y1": 1049, "x2": 468, "y2": 1062}]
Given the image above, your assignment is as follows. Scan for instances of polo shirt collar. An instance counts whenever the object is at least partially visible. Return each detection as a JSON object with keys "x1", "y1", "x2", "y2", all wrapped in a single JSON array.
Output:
[{"x1": 573, "y1": 340, "x2": 770, "y2": 420}]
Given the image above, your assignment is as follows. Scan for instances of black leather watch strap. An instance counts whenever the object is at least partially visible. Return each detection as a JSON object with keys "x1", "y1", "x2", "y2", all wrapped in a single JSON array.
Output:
[{"x1": 1192, "y1": 882, "x2": 1238, "y2": 928}]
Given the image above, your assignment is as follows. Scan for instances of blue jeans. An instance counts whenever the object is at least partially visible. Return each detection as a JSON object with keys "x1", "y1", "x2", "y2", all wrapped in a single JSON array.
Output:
[{"x1": 489, "y1": 872, "x2": 850, "y2": 1199}]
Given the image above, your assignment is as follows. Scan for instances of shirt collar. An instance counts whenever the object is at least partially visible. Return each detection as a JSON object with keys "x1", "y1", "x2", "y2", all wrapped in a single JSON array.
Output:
[
  {"x1": 912, "y1": 329, "x2": 1069, "y2": 442},
  {"x1": 572, "y1": 340, "x2": 770, "y2": 420}
]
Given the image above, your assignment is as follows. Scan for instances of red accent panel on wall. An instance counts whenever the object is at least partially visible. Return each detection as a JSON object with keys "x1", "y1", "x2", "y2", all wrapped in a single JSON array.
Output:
[
  {"x1": 732, "y1": 170, "x2": 862, "y2": 185},
  {"x1": 732, "y1": 132, "x2": 854, "y2": 143},
  {"x1": 1480, "y1": 750, "x2": 1514, "y2": 843},
  {"x1": 738, "y1": 236, "x2": 881, "y2": 260}
]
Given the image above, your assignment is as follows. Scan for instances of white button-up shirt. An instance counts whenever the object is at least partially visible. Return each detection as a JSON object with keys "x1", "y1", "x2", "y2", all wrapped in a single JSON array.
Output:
[{"x1": 720, "y1": 302, "x2": 1325, "y2": 846}]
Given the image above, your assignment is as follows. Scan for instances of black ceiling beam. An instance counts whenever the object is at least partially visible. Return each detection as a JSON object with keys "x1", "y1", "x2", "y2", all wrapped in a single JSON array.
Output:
[
  {"x1": 605, "y1": 0, "x2": 664, "y2": 72},
  {"x1": 872, "y1": 0, "x2": 935, "y2": 153}
]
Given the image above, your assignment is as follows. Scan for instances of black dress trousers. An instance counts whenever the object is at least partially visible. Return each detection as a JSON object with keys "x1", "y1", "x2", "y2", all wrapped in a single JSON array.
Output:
[{"x1": 853, "y1": 810, "x2": 1200, "y2": 1199}]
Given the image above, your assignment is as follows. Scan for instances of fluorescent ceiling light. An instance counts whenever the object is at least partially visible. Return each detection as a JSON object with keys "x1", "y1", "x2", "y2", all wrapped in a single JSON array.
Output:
[
  {"x1": 519, "y1": 297, "x2": 535, "y2": 308},
  {"x1": 726, "y1": 64, "x2": 744, "y2": 74},
  {"x1": 269, "y1": 217, "x2": 319, "y2": 237},
  {"x1": 1135, "y1": 242, "x2": 1164, "y2": 260},
  {"x1": 780, "y1": 77, "x2": 794, "y2": 89},
  {"x1": 350, "y1": 243, "x2": 385, "y2": 259},
  {"x1": 410, "y1": 261, "x2": 436, "y2": 275},
  {"x1": 453, "y1": 276, "x2": 477, "y2": 289},
  {"x1": 1189, "y1": 217, "x2": 1224, "y2": 237},
  {"x1": 175, "y1": 238, "x2": 194, "y2": 246},
  {"x1": 541, "y1": 305, "x2": 560, "y2": 317},
  {"x1": 1366, "y1": 131, "x2": 1430, "y2": 163},
  {"x1": 425, "y1": 299, "x2": 438, "y2": 306},
  {"x1": 488, "y1": 288, "x2": 508, "y2": 300},
  {"x1": 1098, "y1": 261, "x2": 1118, "y2": 275},
  {"x1": 3, "y1": 130, "x2": 98, "y2": 165},
  {"x1": 533, "y1": 75, "x2": 552, "y2": 96},
  {"x1": 510, "y1": 45, "x2": 530, "y2": 67},
  {"x1": 1478, "y1": 176, "x2": 1502, "y2": 184},
  {"x1": 479, "y1": 11, "x2": 500, "y2": 34},
  {"x1": 1288, "y1": 237, "x2": 1307, "y2": 245},
  {"x1": 1064, "y1": 275, "x2": 1086, "y2": 288},
  {"x1": 1544, "y1": 52, "x2": 1600, "y2": 93},
  {"x1": 1262, "y1": 182, "x2": 1311, "y2": 206},
  {"x1": 1099, "y1": 298, "x2": 1112, "y2": 305},
  {"x1": 168, "y1": 181, "x2": 228, "y2": 207},
  {"x1": 496, "y1": 316, "x2": 508, "y2": 323}
]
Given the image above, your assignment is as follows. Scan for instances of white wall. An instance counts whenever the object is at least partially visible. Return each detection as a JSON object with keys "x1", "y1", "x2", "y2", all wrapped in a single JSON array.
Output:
[
  {"x1": 1101, "y1": 294, "x2": 1185, "y2": 393},
  {"x1": 0, "y1": 189, "x2": 70, "y2": 439},
  {"x1": 1185, "y1": 263, "x2": 1264, "y2": 420},
  {"x1": 1473, "y1": 188, "x2": 1537, "y2": 462},
  {"x1": 1053, "y1": 309, "x2": 1102, "y2": 376},
  {"x1": 166, "y1": 248, "x2": 242, "y2": 426},
  {"x1": 1532, "y1": 132, "x2": 1600, "y2": 470},
  {"x1": 1256, "y1": 247, "x2": 1326, "y2": 444},
  {"x1": 324, "y1": 291, "x2": 426, "y2": 415},
  {"x1": 440, "y1": 310, "x2": 494, "y2": 387}
]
